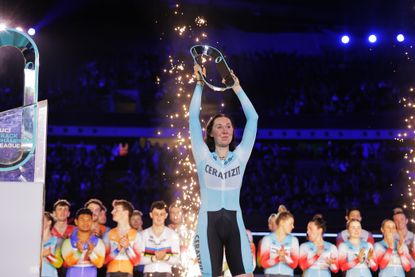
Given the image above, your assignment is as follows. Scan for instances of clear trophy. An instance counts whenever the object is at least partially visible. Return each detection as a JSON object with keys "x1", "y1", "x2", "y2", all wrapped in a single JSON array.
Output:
[
  {"x1": 190, "y1": 45, "x2": 235, "y2": 91},
  {"x1": 0, "y1": 28, "x2": 48, "y2": 276}
]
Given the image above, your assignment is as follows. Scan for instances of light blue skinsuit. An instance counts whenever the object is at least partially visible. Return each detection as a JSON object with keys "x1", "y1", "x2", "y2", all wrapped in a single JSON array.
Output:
[{"x1": 189, "y1": 83, "x2": 258, "y2": 276}]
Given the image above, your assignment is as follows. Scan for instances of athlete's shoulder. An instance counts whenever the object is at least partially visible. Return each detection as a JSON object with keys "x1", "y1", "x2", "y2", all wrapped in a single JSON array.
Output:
[
  {"x1": 165, "y1": 226, "x2": 180, "y2": 239},
  {"x1": 374, "y1": 240, "x2": 386, "y2": 249},
  {"x1": 300, "y1": 241, "x2": 313, "y2": 249},
  {"x1": 262, "y1": 233, "x2": 273, "y2": 243},
  {"x1": 142, "y1": 227, "x2": 152, "y2": 235},
  {"x1": 287, "y1": 233, "x2": 299, "y2": 243},
  {"x1": 324, "y1": 241, "x2": 336, "y2": 249}
]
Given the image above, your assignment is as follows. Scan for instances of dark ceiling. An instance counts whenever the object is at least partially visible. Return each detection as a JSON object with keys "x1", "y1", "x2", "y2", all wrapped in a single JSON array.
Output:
[
  {"x1": 0, "y1": 0, "x2": 413, "y2": 61},
  {"x1": 1, "y1": 0, "x2": 413, "y2": 34}
]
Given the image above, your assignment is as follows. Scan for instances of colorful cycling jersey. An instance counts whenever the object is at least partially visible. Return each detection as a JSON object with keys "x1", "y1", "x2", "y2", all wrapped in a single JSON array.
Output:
[
  {"x1": 299, "y1": 241, "x2": 338, "y2": 277},
  {"x1": 103, "y1": 228, "x2": 141, "y2": 274},
  {"x1": 61, "y1": 230, "x2": 105, "y2": 277},
  {"x1": 42, "y1": 236, "x2": 63, "y2": 277},
  {"x1": 259, "y1": 233, "x2": 299, "y2": 276},
  {"x1": 140, "y1": 226, "x2": 180, "y2": 273},
  {"x1": 394, "y1": 231, "x2": 415, "y2": 268},
  {"x1": 374, "y1": 240, "x2": 411, "y2": 277},
  {"x1": 51, "y1": 224, "x2": 76, "y2": 240},
  {"x1": 338, "y1": 240, "x2": 377, "y2": 276}
]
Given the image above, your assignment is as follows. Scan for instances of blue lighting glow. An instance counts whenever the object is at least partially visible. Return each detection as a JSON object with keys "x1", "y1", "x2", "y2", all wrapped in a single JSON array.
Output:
[
  {"x1": 396, "y1": 34, "x2": 405, "y2": 42},
  {"x1": 341, "y1": 35, "x2": 350, "y2": 44},
  {"x1": 368, "y1": 34, "x2": 377, "y2": 43}
]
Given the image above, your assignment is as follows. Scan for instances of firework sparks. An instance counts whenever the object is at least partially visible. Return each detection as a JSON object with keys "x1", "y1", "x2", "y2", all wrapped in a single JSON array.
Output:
[
  {"x1": 155, "y1": 3, "x2": 213, "y2": 276},
  {"x1": 399, "y1": 86, "x2": 415, "y2": 222},
  {"x1": 195, "y1": 16, "x2": 207, "y2": 27}
]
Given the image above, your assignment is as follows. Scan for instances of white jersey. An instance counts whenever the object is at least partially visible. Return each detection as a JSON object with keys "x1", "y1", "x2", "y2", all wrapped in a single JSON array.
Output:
[{"x1": 140, "y1": 226, "x2": 180, "y2": 273}]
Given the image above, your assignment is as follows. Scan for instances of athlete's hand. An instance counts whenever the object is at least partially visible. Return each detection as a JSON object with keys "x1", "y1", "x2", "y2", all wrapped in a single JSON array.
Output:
[
  {"x1": 385, "y1": 237, "x2": 394, "y2": 249},
  {"x1": 193, "y1": 64, "x2": 206, "y2": 81},
  {"x1": 229, "y1": 70, "x2": 242, "y2": 92},
  {"x1": 278, "y1": 247, "x2": 286, "y2": 262},
  {"x1": 367, "y1": 248, "x2": 374, "y2": 261},
  {"x1": 398, "y1": 239, "x2": 405, "y2": 254},
  {"x1": 326, "y1": 256, "x2": 336, "y2": 265},
  {"x1": 357, "y1": 248, "x2": 365, "y2": 263},
  {"x1": 155, "y1": 250, "x2": 167, "y2": 260},
  {"x1": 42, "y1": 247, "x2": 52, "y2": 257},
  {"x1": 119, "y1": 236, "x2": 130, "y2": 249},
  {"x1": 87, "y1": 241, "x2": 95, "y2": 254},
  {"x1": 76, "y1": 241, "x2": 84, "y2": 252}
]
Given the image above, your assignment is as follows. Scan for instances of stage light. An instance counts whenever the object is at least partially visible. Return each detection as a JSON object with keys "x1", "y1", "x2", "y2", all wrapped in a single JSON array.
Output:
[
  {"x1": 341, "y1": 35, "x2": 350, "y2": 44},
  {"x1": 368, "y1": 34, "x2": 377, "y2": 43},
  {"x1": 27, "y1": 28, "x2": 36, "y2": 36},
  {"x1": 397, "y1": 34, "x2": 405, "y2": 42},
  {"x1": 0, "y1": 23, "x2": 6, "y2": 31}
]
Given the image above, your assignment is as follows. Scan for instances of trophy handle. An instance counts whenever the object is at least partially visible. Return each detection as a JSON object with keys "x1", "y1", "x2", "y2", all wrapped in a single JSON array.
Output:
[
  {"x1": 190, "y1": 45, "x2": 235, "y2": 91},
  {"x1": 0, "y1": 28, "x2": 40, "y2": 172}
]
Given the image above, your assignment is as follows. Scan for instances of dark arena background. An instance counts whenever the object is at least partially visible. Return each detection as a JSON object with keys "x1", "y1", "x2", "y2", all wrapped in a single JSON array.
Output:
[{"x1": 2, "y1": 0, "x2": 415, "y2": 276}]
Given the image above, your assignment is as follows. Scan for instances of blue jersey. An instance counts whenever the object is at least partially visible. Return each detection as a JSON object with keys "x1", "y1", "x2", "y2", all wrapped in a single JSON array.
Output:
[
  {"x1": 189, "y1": 83, "x2": 258, "y2": 213},
  {"x1": 299, "y1": 241, "x2": 339, "y2": 277},
  {"x1": 189, "y1": 83, "x2": 258, "y2": 276},
  {"x1": 374, "y1": 240, "x2": 411, "y2": 277},
  {"x1": 338, "y1": 240, "x2": 376, "y2": 277}
]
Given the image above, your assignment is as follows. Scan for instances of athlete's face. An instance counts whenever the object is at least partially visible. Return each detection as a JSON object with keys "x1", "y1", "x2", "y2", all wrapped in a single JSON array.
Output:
[
  {"x1": 347, "y1": 220, "x2": 362, "y2": 239},
  {"x1": 393, "y1": 213, "x2": 408, "y2": 231},
  {"x1": 111, "y1": 204, "x2": 128, "y2": 223},
  {"x1": 130, "y1": 214, "x2": 143, "y2": 230},
  {"x1": 307, "y1": 222, "x2": 322, "y2": 242},
  {"x1": 281, "y1": 217, "x2": 294, "y2": 234},
  {"x1": 76, "y1": 214, "x2": 93, "y2": 233},
  {"x1": 381, "y1": 220, "x2": 397, "y2": 239},
  {"x1": 98, "y1": 209, "x2": 107, "y2": 225},
  {"x1": 54, "y1": 205, "x2": 70, "y2": 222},
  {"x1": 169, "y1": 207, "x2": 182, "y2": 225},
  {"x1": 86, "y1": 203, "x2": 102, "y2": 222},
  {"x1": 346, "y1": 210, "x2": 362, "y2": 222},
  {"x1": 150, "y1": 208, "x2": 168, "y2": 227},
  {"x1": 210, "y1": 117, "x2": 233, "y2": 148}
]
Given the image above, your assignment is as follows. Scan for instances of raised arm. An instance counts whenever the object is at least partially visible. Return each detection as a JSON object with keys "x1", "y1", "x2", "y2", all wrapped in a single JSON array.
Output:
[
  {"x1": 189, "y1": 65, "x2": 210, "y2": 163},
  {"x1": 232, "y1": 74, "x2": 259, "y2": 164}
]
